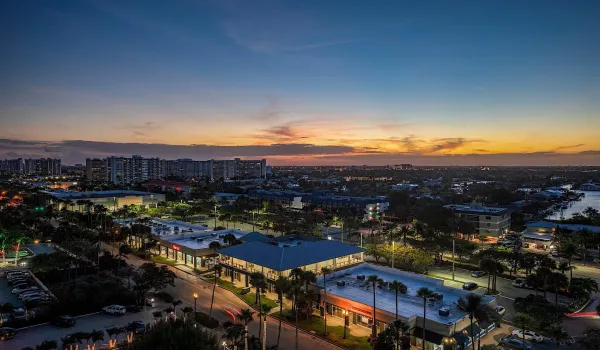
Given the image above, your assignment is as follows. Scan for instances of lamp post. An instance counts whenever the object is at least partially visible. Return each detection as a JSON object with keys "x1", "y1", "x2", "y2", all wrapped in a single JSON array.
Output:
[
  {"x1": 193, "y1": 292, "x2": 198, "y2": 314},
  {"x1": 452, "y1": 238, "x2": 455, "y2": 281},
  {"x1": 391, "y1": 240, "x2": 395, "y2": 269},
  {"x1": 214, "y1": 204, "x2": 217, "y2": 229},
  {"x1": 252, "y1": 211, "x2": 255, "y2": 232},
  {"x1": 342, "y1": 310, "x2": 349, "y2": 339}
]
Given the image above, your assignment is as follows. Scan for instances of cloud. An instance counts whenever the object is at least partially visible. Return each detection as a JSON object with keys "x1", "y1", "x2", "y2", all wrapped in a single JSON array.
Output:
[
  {"x1": 251, "y1": 97, "x2": 282, "y2": 121},
  {"x1": 428, "y1": 138, "x2": 483, "y2": 153},
  {"x1": 121, "y1": 121, "x2": 162, "y2": 138},
  {"x1": 261, "y1": 125, "x2": 298, "y2": 138},
  {"x1": 551, "y1": 144, "x2": 585, "y2": 151}
]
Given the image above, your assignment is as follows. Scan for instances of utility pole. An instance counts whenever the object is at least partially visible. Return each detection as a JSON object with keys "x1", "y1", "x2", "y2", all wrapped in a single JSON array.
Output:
[{"x1": 392, "y1": 240, "x2": 395, "y2": 269}]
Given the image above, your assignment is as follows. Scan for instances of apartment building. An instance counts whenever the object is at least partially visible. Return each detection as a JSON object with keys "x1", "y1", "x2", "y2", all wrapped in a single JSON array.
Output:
[
  {"x1": 86, "y1": 156, "x2": 267, "y2": 184},
  {"x1": 445, "y1": 202, "x2": 511, "y2": 237},
  {"x1": 1, "y1": 158, "x2": 61, "y2": 175}
]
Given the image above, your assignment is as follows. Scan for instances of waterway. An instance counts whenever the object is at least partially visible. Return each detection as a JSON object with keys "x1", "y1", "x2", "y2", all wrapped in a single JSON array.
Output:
[{"x1": 546, "y1": 190, "x2": 600, "y2": 220}]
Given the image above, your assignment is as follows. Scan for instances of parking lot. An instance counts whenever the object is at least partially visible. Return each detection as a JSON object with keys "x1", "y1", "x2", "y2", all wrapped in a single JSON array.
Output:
[{"x1": 0, "y1": 274, "x2": 23, "y2": 307}]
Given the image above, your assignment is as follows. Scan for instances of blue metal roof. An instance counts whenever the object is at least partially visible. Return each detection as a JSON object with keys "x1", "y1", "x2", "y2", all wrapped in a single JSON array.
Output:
[
  {"x1": 523, "y1": 233, "x2": 553, "y2": 241},
  {"x1": 217, "y1": 239, "x2": 365, "y2": 271},
  {"x1": 239, "y1": 231, "x2": 271, "y2": 243}
]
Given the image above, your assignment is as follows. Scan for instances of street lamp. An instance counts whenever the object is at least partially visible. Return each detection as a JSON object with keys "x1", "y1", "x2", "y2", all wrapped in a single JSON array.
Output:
[
  {"x1": 252, "y1": 211, "x2": 255, "y2": 232},
  {"x1": 342, "y1": 310, "x2": 349, "y2": 339},
  {"x1": 214, "y1": 204, "x2": 217, "y2": 229},
  {"x1": 193, "y1": 292, "x2": 198, "y2": 314}
]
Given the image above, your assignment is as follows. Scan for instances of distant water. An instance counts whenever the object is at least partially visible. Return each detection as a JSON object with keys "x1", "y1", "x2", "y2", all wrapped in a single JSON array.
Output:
[{"x1": 546, "y1": 190, "x2": 600, "y2": 220}]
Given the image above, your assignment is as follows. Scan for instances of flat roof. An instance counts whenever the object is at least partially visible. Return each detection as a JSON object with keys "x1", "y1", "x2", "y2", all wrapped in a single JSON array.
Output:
[
  {"x1": 445, "y1": 204, "x2": 510, "y2": 216},
  {"x1": 42, "y1": 190, "x2": 160, "y2": 199},
  {"x1": 318, "y1": 263, "x2": 495, "y2": 325},
  {"x1": 527, "y1": 221, "x2": 600, "y2": 233},
  {"x1": 218, "y1": 238, "x2": 365, "y2": 271},
  {"x1": 161, "y1": 229, "x2": 248, "y2": 250},
  {"x1": 119, "y1": 218, "x2": 212, "y2": 236}
]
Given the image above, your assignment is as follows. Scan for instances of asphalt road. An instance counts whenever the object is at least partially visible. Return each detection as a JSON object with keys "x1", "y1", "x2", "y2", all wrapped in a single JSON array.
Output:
[{"x1": 4, "y1": 310, "x2": 155, "y2": 349}]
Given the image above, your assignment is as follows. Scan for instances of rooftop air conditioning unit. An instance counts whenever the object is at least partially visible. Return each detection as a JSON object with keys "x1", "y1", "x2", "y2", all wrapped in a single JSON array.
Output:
[
  {"x1": 439, "y1": 307, "x2": 450, "y2": 317},
  {"x1": 336, "y1": 281, "x2": 346, "y2": 287}
]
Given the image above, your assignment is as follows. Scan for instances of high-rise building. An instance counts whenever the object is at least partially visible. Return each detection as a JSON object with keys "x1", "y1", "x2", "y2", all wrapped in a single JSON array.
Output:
[
  {"x1": 85, "y1": 155, "x2": 266, "y2": 183},
  {"x1": 86, "y1": 158, "x2": 108, "y2": 181},
  {"x1": 0, "y1": 158, "x2": 25, "y2": 173},
  {"x1": 1, "y1": 158, "x2": 61, "y2": 175}
]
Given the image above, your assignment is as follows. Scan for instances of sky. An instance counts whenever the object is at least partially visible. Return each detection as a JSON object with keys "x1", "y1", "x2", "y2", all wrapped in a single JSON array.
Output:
[{"x1": 1, "y1": 0, "x2": 599, "y2": 166}]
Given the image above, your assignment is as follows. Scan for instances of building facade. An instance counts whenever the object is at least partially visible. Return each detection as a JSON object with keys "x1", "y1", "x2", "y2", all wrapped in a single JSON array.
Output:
[
  {"x1": 42, "y1": 190, "x2": 165, "y2": 211},
  {"x1": 1, "y1": 158, "x2": 61, "y2": 175},
  {"x1": 445, "y1": 203, "x2": 511, "y2": 237}
]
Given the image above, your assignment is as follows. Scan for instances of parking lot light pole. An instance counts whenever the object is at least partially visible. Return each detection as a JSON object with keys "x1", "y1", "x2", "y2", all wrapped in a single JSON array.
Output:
[
  {"x1": 452, "y1": 239, "x2": 455, "y2": 281},
  {"x1": 193, "y1": 292, "x2": 198, "y2": 314}
]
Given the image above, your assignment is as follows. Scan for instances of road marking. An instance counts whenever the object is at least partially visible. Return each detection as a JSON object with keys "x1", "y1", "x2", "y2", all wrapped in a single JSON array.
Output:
[{"x1": 498, "y1": 295, "x2": 515, "y2": 301}]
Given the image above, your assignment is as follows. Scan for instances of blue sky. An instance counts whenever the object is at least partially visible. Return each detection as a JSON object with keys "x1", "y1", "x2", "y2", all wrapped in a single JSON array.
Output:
[{"x1": 1, "y1": 0, "x2": 599, "y2": 165}]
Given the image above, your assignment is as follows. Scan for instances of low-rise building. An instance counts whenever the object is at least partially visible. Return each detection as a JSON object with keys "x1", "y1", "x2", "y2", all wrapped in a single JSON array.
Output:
[
  {"x1": 217, "y1": 235, "x2": 365, "y2": 287},
  {"x1": 142, "y1": 179, "x2": 190, "y2": 194},
  {"x1": 318, "y1": 263, "x2": 498, "y2": 350},
  {"x1": 42, "y1": 190, "x2": 165, "y2": 211},
  {"x1": 523, "y1": 221, "x2": 600, "y2": 249},
  {"x1": 445, "y1": 202, "x2": 511, "y2": 237}
]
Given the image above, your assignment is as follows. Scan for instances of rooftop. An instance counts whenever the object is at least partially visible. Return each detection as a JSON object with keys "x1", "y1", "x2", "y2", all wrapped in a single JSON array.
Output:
[
  {"x1": 42, "y1": 189, "x2": 160, "y2": 199},
  {"x1": 527, "y1": 221, "x2": 600, "y2": 233},
  {"x1": 445, "y1": 203, "x2": 510, "y2": 215},
  {"x1": 218, "y1": 237, "x2": 365, "y2": 271},
  {"x1": 160, "y1": 229, "x2": 248, "y2": 250},
  {"x1": 318, "y1": 263, "x2": 495, "y2": 325}
]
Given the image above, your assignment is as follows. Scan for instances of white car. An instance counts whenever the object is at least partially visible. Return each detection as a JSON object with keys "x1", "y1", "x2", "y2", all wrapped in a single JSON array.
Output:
[
  {"x1": 511, "y1": 330, "x2": 544, "y2": 343},
  {"x1": 19, "y1": 291, "x2": 47, "y2": 300},
  {"x1": 496, "y1": 306, "x2": 506, "y2": 316},
  {"x1": 512, "y1": 278, "x2": 531, "y2": 289},
  {"x1": 102, "y1": 305, "x2": 126, "y2": 315}
]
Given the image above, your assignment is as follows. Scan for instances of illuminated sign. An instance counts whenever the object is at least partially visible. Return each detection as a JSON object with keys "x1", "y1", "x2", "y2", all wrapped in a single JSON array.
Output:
[{"x1": 171, "y1": 244, "x2": 180, "y2": 251}]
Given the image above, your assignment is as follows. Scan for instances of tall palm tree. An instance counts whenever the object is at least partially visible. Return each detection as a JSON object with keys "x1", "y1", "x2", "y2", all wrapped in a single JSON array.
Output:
[
  {"x1": 11, "y1": 232, "x2": 29, "y2": 267},
  {"x1": 389, "y1": 280, "x2": 407, "y2": 319},
  {"x1": 391, "y1": 319, "x2": 410, "y2": 350},
  {"x1": 558, "y1": 238, "x2": 578, "y2": 282},
  {"x1": 458, "y1": 294, "x2": 484, "y2": 350},
  {"x1": 367, "y1": 275, "x2": 382, "y2": 340},
  {"x1": 223, "y1": 324, "x2": 245, "y2": 350},
  {"x1": 479, "y1": 258, "x2": 496, "y2": 294},
  {"x1": 89, "y1": 329, "x2": 104, "y2": 350},
  {"x1": 274, "y1": 276, "x2": 290, "y2": 349},
  {"x1": 302, "y1": 270, "x2": 317, "y2": 292},
  {"x1": 514, "y1": 314, "x2": 533, "y2": 349},
  {"x1": 259, "y1": 303, "x2": 270, "y2": 350},
  {"x1": 548, "y1": 272, "x2": 568, "y2": 308},
  {"x1": 321, "y1": 267, "x2": 331, "y2": 336},
  {"x1": 172, "y1": 299, "x2": 182, "y2": 319},
  {"x1": 209, "y1": 264, "x2": 222, "y2": 319},
  {"x1": 249, "y1": 272, "x2": 266, "y2": 307},
  {"x1": 239, "y1": 308, "x2": 255, "y2": 350},
  {"x1": 416, "y1": 287, "x2": 434, "y2": 350}
]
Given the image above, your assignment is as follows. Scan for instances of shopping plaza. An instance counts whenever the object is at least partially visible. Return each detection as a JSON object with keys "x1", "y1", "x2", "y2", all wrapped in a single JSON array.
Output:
[{"x1": 217, "y1": 234, "x2": 499, "y2": 350}]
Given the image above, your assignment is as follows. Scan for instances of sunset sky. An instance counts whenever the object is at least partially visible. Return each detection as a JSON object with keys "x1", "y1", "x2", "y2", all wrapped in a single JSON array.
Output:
[{"x1": 1, "y1": 0, "x2": 599, "y2": 165}]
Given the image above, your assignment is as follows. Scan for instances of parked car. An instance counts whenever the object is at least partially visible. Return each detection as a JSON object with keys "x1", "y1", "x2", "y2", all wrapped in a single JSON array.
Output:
[
  {"x1": 462, "y1": 282, "x2": 478, "y2": 291},
  {"x1": 550, "y1": 250, "x2": 560, "y2": 257},
  {"x1": 8, "y1": 278, "x2": 30, "y2": 286},
  {"x1": 130, "y1": 320, "x2": 146, "y2": 334},
  {"x1": 51, "y1": 315, "x2": 76, "y2": 327},
  {"x1": 126, "y1": 305, "x2": 143, "y2": 313},
  {"x1": 496, "y1": 306, "x2": 506, "y2": 316},
  {"x1": 0, "y1": 327, "x2": 16, "y2": 341},
  {"x1": 6, "y1": 271, "x2": 28, "y2": 279},
  {"x1": 512, "y1": 330, "x2": 544, "y2": 343},
  {"x1": 143, "y1": 298, "x2": 155, "y2": 307},
  {"x1": 20, "y1": 292, "x2": 48, "y2": 301},
  {"x1": 19, "y1": 291, "x2": 47, "y2": 300},
  {"x1": 102, "y1": 305, "x2": 126, "y2": 315},
  {"x1": 471, "y1": 271, "x2": 487, "y2": 278},
  {"x1": 11, "y1": 282, "x2": 31, "y2": 290},
  {"x1": 512, "y1": 278, "x2": 531, "y2": 289},
  {"x1": 12, "y1": 286, "x2": 38, "y2": 294},
  {"x1": 500, "y1": 337, "x2": 532, "y2": 350}
]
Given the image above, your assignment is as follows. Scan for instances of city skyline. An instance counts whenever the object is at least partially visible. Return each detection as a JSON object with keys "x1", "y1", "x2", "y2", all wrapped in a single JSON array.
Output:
[{"x1": 2, "y1": 0, "x2": 599, "y2": 166}]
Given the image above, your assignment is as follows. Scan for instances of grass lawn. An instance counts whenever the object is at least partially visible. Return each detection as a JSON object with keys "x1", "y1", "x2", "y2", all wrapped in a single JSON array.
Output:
[
  {"x1": 150, "y1": 255, "x2": 177, "y2": 266},
  {"x1": 273, "y1": 309, "x2": 371, "y2": 350},
  {"x1": 217, "y1": 278, "x2": 278, "y2": 311}
]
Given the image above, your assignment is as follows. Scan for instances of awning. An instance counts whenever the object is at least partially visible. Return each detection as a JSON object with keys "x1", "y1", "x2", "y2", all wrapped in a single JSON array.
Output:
[
  {"x1": 452, "y1": 332, "x2": 471, "y2": 346},
  {"x1": 523, "y1": 233, "x2": 552, "y2": 241},
  {"x1": 413, "y1": 327, "x2": 444, "y2": 345}
]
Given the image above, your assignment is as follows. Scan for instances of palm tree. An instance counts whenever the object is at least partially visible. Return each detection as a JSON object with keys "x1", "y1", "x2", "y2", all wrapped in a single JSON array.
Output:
[
  {"x1": 209, "y1": 264, "x2": 222, "y2": 319},
  {"x1": 479, "y1": 258, "x2": 496, "y2": 294},
  {"x1": 547, "y1": 325, "x2": 569, "y2": 349},
  {"x1": 416, "y1": 287, "x2": 434, "y2": 350},
  {"x1": 259, "y1": 303, "x2": 270, "y2": 350},
  {"x1": 89, "y1": 329, "x2": 104, "y2": 350},
  {"x1": 250, "y1": 272, "x2": 266, "y2": 307},
  {"x1": 367, "y1": 275, "x2": 382, "y2": 340},
  {"x1": 389, "y1": 280, "x2": 407, "y2": 319},
  {"x1": 172, "y1": 299, "x2": 182, "y2": 318},
  {"x1": 239, "y1": 308, "x2": 255, "y2": 350},
  {"x1": 514, "y1": 313, "x2": 533, "y2": 349},
  {"x1": 557, "y1": 260, "x2": 575, "y2": 276},
  {"x1": 11, "y1": 232, "x2": 29, "y2": 267},
  {"x1": 558, "y1": 238, "x2": 578, "y2": 282},
  {"x1": 182, "y1": 306, "x2": 194, "y2": 322},
  {"x1": 458, "y1": 294, "x2": 485, "y2": 350},
  {"x1": 223, "y1": 323, "x2": 246, "y2": 350},
  {"x1": 547, "y1": 272, "x2": 568, "y2": 307},
  {"x1": 321, "y1": 267, "x2": 331, "y2": 336},
  {"x1": 274, "y1": 276, "x2": 290, "y2": 349},
  {"x1": 392, "y1": 319, "x2": 410, "y2": 350}
]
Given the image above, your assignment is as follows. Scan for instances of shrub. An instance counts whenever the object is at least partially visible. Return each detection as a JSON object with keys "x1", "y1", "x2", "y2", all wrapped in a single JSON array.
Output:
[{"x1": 195, "y1": 311, "x2": 219, "y2": 329}]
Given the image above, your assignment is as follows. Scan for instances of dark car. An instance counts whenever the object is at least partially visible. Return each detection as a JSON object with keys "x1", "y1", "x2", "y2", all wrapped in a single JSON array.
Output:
[
  {"x1": 499, "y1": 337, "x2": 532, "y2": 350},
  {"x1": 471, "y1": 271, "x2": 487, "y2": 278},
  {"x1": 51, "y1": 315, "x2": 76, "y2": 327},
  {"x1": 0, "y1": 327, "x2": 16, "y2": 341},
  {"x1": 130, "y1": 321, "x2": 146, "y2": 334},
  {"x1": 462, "y1": 282, "x2": 478, "y2": 291},
  {"x1": 126, "y1": 305, "x2": 143, "y2": 313}
]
